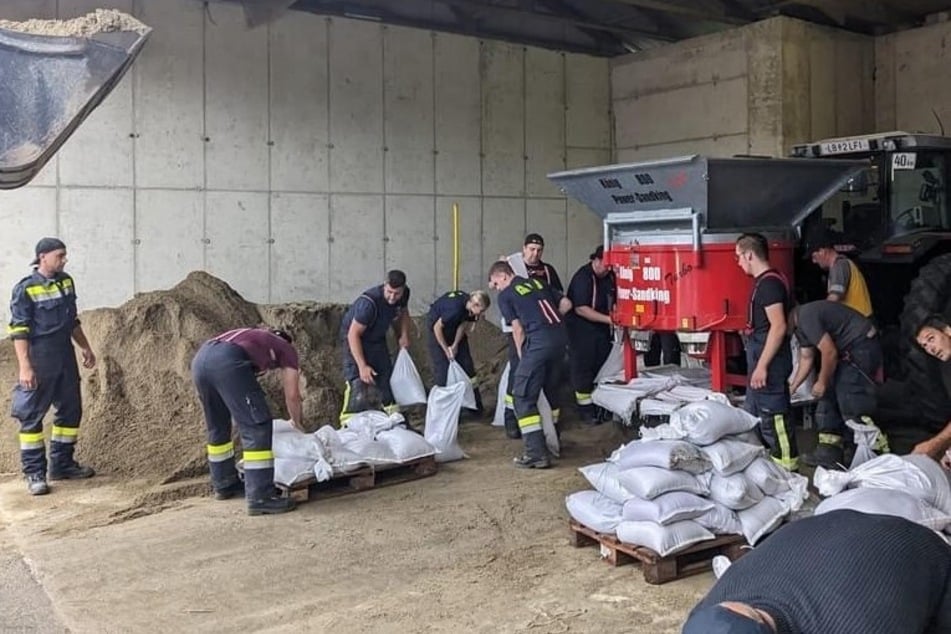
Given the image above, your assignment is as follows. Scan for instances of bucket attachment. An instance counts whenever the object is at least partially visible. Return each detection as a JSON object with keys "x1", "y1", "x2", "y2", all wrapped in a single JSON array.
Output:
[{"x1": 0, "y1": 17, "x2": 151, "y2": 189}]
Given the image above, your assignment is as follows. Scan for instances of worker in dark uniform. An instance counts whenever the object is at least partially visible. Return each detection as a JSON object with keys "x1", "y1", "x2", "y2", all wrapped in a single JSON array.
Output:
[
  {"x1": 566, "y1": 245, "x2": 615, "y2": 424},
  {"x1": 735, "y1": 233, "x2": 799, "y2": 472},
  {"x1": 489, "y1": 260, "x2": 571, "y2": 468},
  {"x1": 191, "y1": 326, "x2": 302, "y2": 516},
  {"x1": 912, "y1": 314, "x2": 951, "y2": 463},
  {"x1": 427, "y1": 289, "x2": 491, "y2": 413},
  {"x1": 500, "y1": 233, "x2": 563, "y2": 438},
  {"x1": 7, "y1": 238, "x2": 97, "y2": 496},
  {"x1": 682, "y1": 510, "x2": 951, "y2": 634},
  {"x1": 339, "y1": 270, "x2": 412, "y2": 424},
  {"x1": 804, "y1": 228, "x2": 873, "y2": 317},
  {"x1": 644, "y1": 332, "x2": 682, "y2": 367},
  {"x1": 788, "y1": 300, "x2": 889, "y2": 468}
]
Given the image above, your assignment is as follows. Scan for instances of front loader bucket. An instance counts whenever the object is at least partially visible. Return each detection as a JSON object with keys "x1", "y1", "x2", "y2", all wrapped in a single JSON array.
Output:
[{"x1": 0, "y1": 20, "x2": 151, "y2": 189}]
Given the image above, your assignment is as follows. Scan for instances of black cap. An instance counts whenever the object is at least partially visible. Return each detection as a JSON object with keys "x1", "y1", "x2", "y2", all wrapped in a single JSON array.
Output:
[
  {"x1": 802, "y1": 226, "x2": 835, "y2": 257},
  {"x1": 524, "y1": 233, "x2": 545, "y2": 247},
  {"x1": 31, "y1": 237, "x2": 66, "y2": 266},
  {"x1": 590, "y1": 245, "x2": 605, "y2": 260}
]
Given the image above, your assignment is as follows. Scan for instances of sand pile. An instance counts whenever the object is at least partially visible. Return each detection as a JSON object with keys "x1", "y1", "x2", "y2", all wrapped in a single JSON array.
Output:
[
  {"x1": 0, "y1": 272, "x2": 510, "y2": 487},
  {"x1": 0, "y1": 9, "x2": 149, "y2": 37}
]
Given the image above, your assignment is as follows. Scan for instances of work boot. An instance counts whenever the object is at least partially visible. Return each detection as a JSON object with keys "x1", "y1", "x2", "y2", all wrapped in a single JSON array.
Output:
[
  {"x1": 514, "y1": 431, "x2": 550, "y2": 469},
  {"x1": 800, "y1": 444, "x2": 845, "y2": 470},
  {"x1": 503, "y1": 409, "x2": 521, "y2": 439},
  {"x1": 247, "y1": 495, "x2": 296, "y2": 516},
  {"x1": 49, "y1": 462, "x2": 95, "y2": 480},
  {"x1": 214, "y1": 480, "x2": 245, "y2": 501},
  {"x1": 577, "y1": 404, "x2": 600, "y2": 425},
  {"x1": 26, "y1": 473, "x2": 49, "y2": 496}
]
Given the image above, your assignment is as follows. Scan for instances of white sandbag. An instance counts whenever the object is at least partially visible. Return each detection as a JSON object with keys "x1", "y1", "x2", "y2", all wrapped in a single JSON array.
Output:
[
  {"x1": 729, "y1": 430, "x2": 763, "y2": 446},
  {"x1": 273, "y1": 457, "x2": 320, "y2": 487},
  {"x1": 565, "y1": 490, "x2": 624, "y2": 534},
  {"x1": 815, "y1": 487, "x2": 951, "y2": 532},
  {"x1": 272, "y1": 419, "x2": 324, "y2": 461},
  {"x1": 902, "y1": 453, "x2": 951, "y2": 516},
  {"x1": 639, "y1": 398, "x2": 683, "y2": 417},
  {"x1": 342, "y1": 410, "x2": 405, "y2": 438},
  {"x1": 492, "y1": 362, "x2": 510, "y2": 427},
  {"x1": 594, "y1": 340, "x2": 625, "y2": 384},
  {"x1": 390, "y1": 348, "x2": 428, "y2": 406},
  {"x1": 744, "y1": 457, "x2": 792, "y2": 496},
  {"x1": 737, "y1": 496, "x2": 788, "y2": 545},
  {"x1": 446, "y1": 360, "x2": 477, "y2": 410},
  {"x1": 669, "y1": 400, "x2": 759, "y2": 445},
  {"x1": 639, "y1": 422, "x2": 687, "y2": 442},
  {"x1": 789, "y1": 336, "x2": 816, "y2": 403},
  {"x1": 610, "y1": 440, "x2": 710, "y2": 474},
  {"x1": 424, "y1": 382, "x2": 467, "y2": 462},
  {"x1": 342, "y1": 436, "x2": 399, "y2": 466},
  {"x1": 314, "y1": 425, "x2": 367, "y2": 473},
  {"x1": 696, "y1": 503, "x2": 743, "y2": 535},
  {"x1": 622, "y1": 491, "x2": 714, "y2": 525},
  {"x1": 616, "y1": 520, "x2": 715, "y2": 557},
  {"x1": 846, "y1": 418, "x2": 883, "y2": 468},
  {"x1": 538, "y1": 391, "x2": 560, "y2": 458},
  {"x1": 592, "y1": 384, "x2": 640, "y2": 423},
  {"x1": 708, "y1": 472, "x2": 765, "y2": 510},
  {"x1": 702, "y1": 439, "x2": 765, "y2": 475},
  {"x1": 814, "y1": 454, "x2": 932, "y2": 498},
  {"x1": 376, "y1": 427, "x2": 436, "y2": 462},
  {"x1": 578, "y1": 462, "x2": 637, "y2": 503},
  {"x1": 616, "y1": 466, "x2": 709, "y2": 500}
]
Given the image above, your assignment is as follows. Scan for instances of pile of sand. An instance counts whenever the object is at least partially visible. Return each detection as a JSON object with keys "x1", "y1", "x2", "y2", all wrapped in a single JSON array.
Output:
[
  {"x1": 0, "y1": 9, "x2": 149, "y2": 37},
  {"x1": 0, "y1": 272, "x2": 509, "y2": 488}
]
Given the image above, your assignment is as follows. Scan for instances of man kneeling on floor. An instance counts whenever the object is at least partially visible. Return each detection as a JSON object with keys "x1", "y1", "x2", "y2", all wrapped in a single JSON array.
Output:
[
  {"x1": 489, "y1": 260, "x2": 571, "y2": 468},
  {"x1": 682, "y1": 510, "x2": 951, "y2": 634},
  {"x1": 788, "y1": 300, "x2": 889, "y2": 468},
  {"x1": 914, "y1": 314, "x2": 951, "y2": 464},
  {"x1": 191, "y1": 326, "x2": 305, "y2": 516}
]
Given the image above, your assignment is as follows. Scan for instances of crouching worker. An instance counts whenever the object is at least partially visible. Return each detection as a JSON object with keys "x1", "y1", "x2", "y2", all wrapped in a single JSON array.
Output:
[
  {"x1": 913, "y1": 314, "x2": 951, "y2": 462},
  {"x1": 788, "y1": 300, "x2": 889, "y2": 468},
  {"x1": 192, "y1": 326, "x2": 303, "y2": 516},
  {"x1": 339, "y1": 270, "x2": 412, "y2": 424},
  {"x1": 489, "y1": 260, "x2": 571, "y2": 468},
  {"x1": 427, "y1": 289, "x2": 491, "y2": 414},
  {"x1": 682, "y1": 510, "x2": 951, "y2": 634}
]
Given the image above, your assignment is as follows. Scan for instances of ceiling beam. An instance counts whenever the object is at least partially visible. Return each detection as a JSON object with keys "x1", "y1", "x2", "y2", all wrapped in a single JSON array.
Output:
[{"x1": 597, "y1": 0, "x2": 753, "y2": 25}]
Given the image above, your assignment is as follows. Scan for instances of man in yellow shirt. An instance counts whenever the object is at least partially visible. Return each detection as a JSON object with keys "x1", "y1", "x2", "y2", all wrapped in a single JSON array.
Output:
[{"x1": 804, "y1": 230, "x2": 873, "y2": 317}]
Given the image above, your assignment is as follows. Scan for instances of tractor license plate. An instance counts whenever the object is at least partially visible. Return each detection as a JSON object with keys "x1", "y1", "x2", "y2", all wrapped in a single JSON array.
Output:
[{"x1": 819, "y1": 139, "x2": 870, "y2": 155}]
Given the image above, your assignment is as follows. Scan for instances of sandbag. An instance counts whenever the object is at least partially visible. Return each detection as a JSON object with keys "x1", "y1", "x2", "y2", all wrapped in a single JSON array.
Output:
[
  {"x1": 272, "y1": 419, "x2": 324, "y2": 461},
  {"x1": 815, "y1": 487, "x2": 951, "y2": 532},
  {"x1": 594, "y1": 340, "x2": 624, "y2": 384},
  {"x1": 578, "y1": 462, "x2": 636, "y2": 504},
  {"x1": 342, "y1": 410, "x2": 405, "y2": 438},
  {"x1": 846, "y1": 418, "x2": 883, "y2": 468},
  {"x1": 314, "y1": 425, "x2": 367, "y2": 473},
  {"x1": 695, "y1": 503, "x2": 743, "y2": 535},
  {"x1": 744, "y1": 457, "x2": 792, "y2": 496},
  {"x1": 701, "y1": 439, "x2": 765, "y2": 475},
  {"x1": 610, "y1": 439, "x2": 710, "y2": 474},
  {"x1": 538, "y1": 391, "x2": 561, "y2": 458},
  {"x1": 737, "y1": 496, "x2": 788, "y2": 545},
  {"x1": 273, "y1": 457, "x2": 320, "y2": 487},
  {"x1": 615, "y1": 520, "x2": 715, "y2": 557},
  {"x1": 376, "y1": 427, "x2": 436, "y2": 462},
  {"x1": 423, "y1": 382, "x2": 467, "y2": 462},
  {"x1": 341, "y1": 436, "x2": 398, "y2": 466},
  {"x1": 669, "y1": 400, "x2": 759, "y2": 446},
  {"x1": 565, "y1": 490, "x2": 624, "y2": 534},
  {"x1": 814, "y1": 454, "x2": 933, "y2": 498},
  {"x1": 789, "y1": 336, "x2": 816, "y2": 403},
  {"x1": 446, "y1": 360, "x2": 477, "y2": 410},
  {"x1": 390, "y1": 348, "x2": 427, "y2": 406},
  {"x1": 903, "y1": 453, "x2": 951, "y2": 516},
  {"x1": 592, "y1": 384, "x2": 640, "y2": 423},
  {"x1": 708, "y1": 472, "x2": 765, "y2": 510},
  {"x1": 621, "y1": 491, "x2": 713, "y2": 525},
  {"x1": 616, "y1": 466, "x2": 710, "y2": 500},
  {"x1": 492, "y1": 362, "x2": 510, "y2": 427}
]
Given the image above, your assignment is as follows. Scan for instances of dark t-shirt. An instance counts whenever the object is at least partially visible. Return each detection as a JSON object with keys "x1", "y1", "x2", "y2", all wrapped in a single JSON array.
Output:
[
  {"x1": 340, "y1": 285, "x2": 410, "y2": 344},
  {"x1": 795, "y1": 300, "x2": 872, "y2": 351},
  {"x1": 690, "y1": 511, "x2": 951, "y2": 634},
  {"x1": 526, "y1": 261, "x2": 563, "y2": 293},
  {"x1": 498, "y1": 276, "x2": 566, "y2": 342},
  {"x1": 427, "y1": 291, "x2": 473, "y2": 339},
  {"x1": 748, "y1": 270, "x2": 789, "y2": 337},
  {"x1": 567, "y1": 263, "x2": 615, "y2": 338},
  {"x1": 213, "y1": 328, "x2": 299, "y2": 372}
]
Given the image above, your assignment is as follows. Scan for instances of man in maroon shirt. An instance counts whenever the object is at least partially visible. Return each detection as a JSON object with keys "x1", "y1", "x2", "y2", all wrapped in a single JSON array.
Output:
[{"x1": 191, "y1": 326, "x2": 304, "y2": 516}]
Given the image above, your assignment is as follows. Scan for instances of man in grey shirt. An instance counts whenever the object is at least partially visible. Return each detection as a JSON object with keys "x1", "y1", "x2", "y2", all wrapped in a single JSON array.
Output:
[
  {"x1": 804, "y1": 229, "x2": 873, "y2": 317},
  {"x1": 789, "y1": 300, "x2": 888, "y2": 467}
]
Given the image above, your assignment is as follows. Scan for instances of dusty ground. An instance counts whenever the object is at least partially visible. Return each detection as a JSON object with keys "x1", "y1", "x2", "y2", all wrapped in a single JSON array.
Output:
[{"x1": 0, "y1": 420, "x2": 711, "y2": 634}]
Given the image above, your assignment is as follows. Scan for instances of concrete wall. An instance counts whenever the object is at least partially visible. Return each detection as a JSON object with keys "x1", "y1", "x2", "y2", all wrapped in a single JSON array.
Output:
[
  {"x1": 875, "y1": 19, "x2": 951, "y2": 134},
  {"x1": 0, "y1": 0, "x2": 609, "y2": 324},
  {"x1": 611, "y1": 17, "x2": 874, "y2": 163}
]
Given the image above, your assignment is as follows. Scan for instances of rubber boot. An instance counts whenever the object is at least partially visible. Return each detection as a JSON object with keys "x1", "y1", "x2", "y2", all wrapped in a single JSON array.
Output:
[
  {"x1": 514, "y1": 431, "x2": 550, "y2": 469},
  {"x1": 801, "y1": 443, "x2": 845, "y2": 470},
  {"x1": 577, "y1": 403, "x2": 600, "y2": 425},
  {"x1": 245, "y1": 468, "x2": 296, "y2": 516},
  {"x1": 503, "y1": 409, "x2": 521, "y2": 439}
]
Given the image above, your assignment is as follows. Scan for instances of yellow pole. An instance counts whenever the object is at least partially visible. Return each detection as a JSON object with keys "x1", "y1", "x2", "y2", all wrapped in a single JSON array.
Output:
[{"x1": 452, "y1": 202, "x2": 460, "y2": 289}]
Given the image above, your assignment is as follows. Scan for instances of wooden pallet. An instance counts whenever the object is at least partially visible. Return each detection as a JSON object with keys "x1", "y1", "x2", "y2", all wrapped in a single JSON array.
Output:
[
  {"x1": 569, "y1": 519, "x2": 749, "y2": 585},
  {"x1": 277, "y1": 455, "x2": 439, "y2": 503}
]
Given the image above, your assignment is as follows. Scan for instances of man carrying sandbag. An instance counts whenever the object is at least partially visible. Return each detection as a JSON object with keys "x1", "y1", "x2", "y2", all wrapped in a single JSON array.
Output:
[
  {"x1": 788, "y1": 300, "x2": 889, "y2": 468},
  {"x1": 489, "y1": 260, "x2": 571, "y2": 468},
  {"x1": 681, "y1": 510, "x2": 951, "y2": 634},
  {"x1": 426, "y1": 289, "x2": 491, "y2": 413},
  {"x1": 566, "y1": 245, "x2": 615, "y2": 424},
  {"x1": 191, "y1": 326, "x2": 304, "y2": 516},
  {"x1": 339, "y1": 270, "x2": 412, "y2": 424},
  {"x1": 735, "y1": 233, "x2": 799, "y2": 472}
]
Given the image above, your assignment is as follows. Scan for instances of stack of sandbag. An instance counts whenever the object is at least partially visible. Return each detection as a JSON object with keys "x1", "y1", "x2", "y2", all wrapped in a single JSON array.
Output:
[
  {"x1": 591, "y1": 376, "x2": 678, "y2": 423},
  {"x1": 271, "y1": 412, "x2": 437, "y2": 486},
  {"x1": 565, "y1": 400, "x2": 809, "y2": 556},
  {"x1": 814, "y1": 453, "x2": 951, "y2": 534}
]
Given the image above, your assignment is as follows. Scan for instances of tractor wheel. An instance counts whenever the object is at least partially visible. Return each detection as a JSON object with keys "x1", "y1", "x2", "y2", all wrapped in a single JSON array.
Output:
[{"x1": 898, "y1": 253, "x2": 951, "y2": 428}]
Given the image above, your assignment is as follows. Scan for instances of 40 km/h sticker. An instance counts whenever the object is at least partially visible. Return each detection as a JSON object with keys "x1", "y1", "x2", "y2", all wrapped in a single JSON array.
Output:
[{"x1": 892, "y1": 152, "x2": 917, "y2": 170}]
